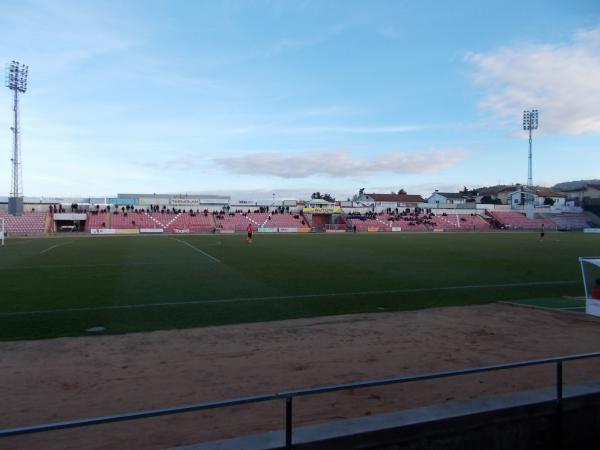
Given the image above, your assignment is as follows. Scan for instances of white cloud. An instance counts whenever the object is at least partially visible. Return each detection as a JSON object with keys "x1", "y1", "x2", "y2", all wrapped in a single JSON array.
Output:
[
  {"x1": 466, "y1": 26, "x2": 600, "y2": 135},
  {"x1": 213, "y1": 149, "x2": 471, "y2": 178}
]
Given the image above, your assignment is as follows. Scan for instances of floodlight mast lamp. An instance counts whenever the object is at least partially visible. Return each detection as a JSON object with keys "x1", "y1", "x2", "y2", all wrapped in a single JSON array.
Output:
[
  {"x1": 5, "y1": 61, "x2": 28, "y2": 214},
  {"x1": 522, "y1": 109, "x2": 538, "y2": 188}
]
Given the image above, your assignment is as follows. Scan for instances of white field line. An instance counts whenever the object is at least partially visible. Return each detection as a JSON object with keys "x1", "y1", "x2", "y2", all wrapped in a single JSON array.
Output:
[
  {"x1": 0, "y1": 280, "x2": 578, "y2": 317},
  {"x1": 39, "y1": 241, "x2": 73, "y2": 254},
  {"x1": 0, "y1": 262, "x2": 191, "y2": 270},
  {"x1": 170, "y1": 238, "x2": 221, "y2": 263}
]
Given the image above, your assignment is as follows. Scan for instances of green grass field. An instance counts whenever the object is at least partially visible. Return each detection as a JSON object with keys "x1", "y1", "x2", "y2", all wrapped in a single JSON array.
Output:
[{"x1": 0, "y1": 232, "x2": 596, "y2": 340}]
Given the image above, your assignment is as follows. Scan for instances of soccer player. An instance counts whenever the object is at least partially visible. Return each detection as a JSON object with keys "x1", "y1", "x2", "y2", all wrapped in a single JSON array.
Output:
[
  {"x1": 246, "y1": 224, "x2": 253, "y2": 244},
  {"x1": 540, "y1": 223, "x2": 545, "y2": 240}
]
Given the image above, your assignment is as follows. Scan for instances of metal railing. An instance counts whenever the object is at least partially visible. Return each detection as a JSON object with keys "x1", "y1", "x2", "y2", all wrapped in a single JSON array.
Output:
[{"x1": 1, "y1": 352, "x2": 599, "y2": 449}]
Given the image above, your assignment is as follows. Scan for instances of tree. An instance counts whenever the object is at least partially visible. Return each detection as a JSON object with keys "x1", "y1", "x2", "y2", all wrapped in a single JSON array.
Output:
[
  {"x1": 311, "y1": 192, "x2": 335, "y2": 202},
  {"x1": 397, "y1": 188, "x2": 406, "y2": 195},
  {"x1": 544, "y1": 197, "x2": 555, "y2": 206},
  {"x1": 480, "y1": 196, "x2": 501, "y2": 205}
]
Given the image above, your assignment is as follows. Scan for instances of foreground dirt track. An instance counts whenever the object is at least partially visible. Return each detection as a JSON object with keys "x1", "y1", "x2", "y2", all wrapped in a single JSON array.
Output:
[{"x1": 1, "y1": 303, "x2": 600, "y2": 450}]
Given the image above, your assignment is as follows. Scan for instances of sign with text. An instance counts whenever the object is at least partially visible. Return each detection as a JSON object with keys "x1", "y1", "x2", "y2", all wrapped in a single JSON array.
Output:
[
  {"x1": 258, "y1": 227, "x2": 278, "y2": 233},
  {"x1": 90, "y1": 228, "x2": 116, "y2": 235},
  {"x1": 169, "y1": 198, "x2": 200, "y2": 206},
  {"x1": 303, "y1": 207, "x2": 342, "y2": 214},
  {"x1": 108, "y1": 198, "x2": 137, "y2": 206}
]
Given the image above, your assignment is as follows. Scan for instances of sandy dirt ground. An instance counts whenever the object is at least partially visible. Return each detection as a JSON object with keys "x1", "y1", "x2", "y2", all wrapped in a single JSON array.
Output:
[{"x1": 1, "y1": 303, "x2": 600, "y2": 450}]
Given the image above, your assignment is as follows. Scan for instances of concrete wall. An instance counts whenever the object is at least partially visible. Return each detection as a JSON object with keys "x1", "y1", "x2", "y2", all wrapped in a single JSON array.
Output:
[{"x1": 174, "y1": 380, "x2": 600, "y2": 450}]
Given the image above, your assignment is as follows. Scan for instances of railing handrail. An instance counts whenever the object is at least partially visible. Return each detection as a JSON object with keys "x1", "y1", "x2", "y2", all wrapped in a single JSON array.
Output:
[{"x1": 1, "y1": 351, "x2": 599, "y2": 439}]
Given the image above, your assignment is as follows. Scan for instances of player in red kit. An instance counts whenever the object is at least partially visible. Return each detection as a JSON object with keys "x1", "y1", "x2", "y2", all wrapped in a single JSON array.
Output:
[{"x1": 246, "y1": 224, "x2": 253, "y2": 244}]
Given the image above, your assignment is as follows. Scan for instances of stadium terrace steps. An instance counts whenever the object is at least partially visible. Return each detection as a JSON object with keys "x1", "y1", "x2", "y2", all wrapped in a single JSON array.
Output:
[
  {"x1": 247, "y1": 213, "x2": 269, "y2": 227},
  {"x1": 550, "y1": 213, "x2": 591, "y2": 230},
  {"x1": 0, "y1": 211, "x2": 48, "y2": 234},
  {"x1": 346, "y1": 216, "x2": 390, "y2": 231},
  {"x1": 86, "y1": 212, "x2": 109, "y2": 230},
  {"x1": 429, "y1": 213, "x2": 492, "y2": 230},
  {"x1": 86, "y1": 211, "x2": 217, "y2": 232},
  {"x1": 111, "y1": 212, "x2": 157, "y2": 229},
  {"x1": 259, "y1": 213, "x2": 307, "y2": 228},
  {"x1": 487, "y1": 211, "x2": 557, "y2": 230},
  {"x1": 376, "y1": 217, "x2": 392, "y2": 228},
  {"x1": 44, "y1": 214, "x2": 52, "y2": 233},
  {"x1": 215, "y1": 213, "x2": 254, "y2": 231},
  {"x1": 167, "y1": 213, "x2": 215, "y2": 232},
  {"x1": 345, "y1": 213, "x2": 492, "y2": 232}
]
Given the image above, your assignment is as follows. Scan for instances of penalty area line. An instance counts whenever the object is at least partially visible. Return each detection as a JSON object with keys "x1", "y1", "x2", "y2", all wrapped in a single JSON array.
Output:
[
  {"x1": 0, "y1": 280, "x2": 578, "y2": 317},
  {"x1": 170, "y1": 238, "x2": 221, "y2": 263}
]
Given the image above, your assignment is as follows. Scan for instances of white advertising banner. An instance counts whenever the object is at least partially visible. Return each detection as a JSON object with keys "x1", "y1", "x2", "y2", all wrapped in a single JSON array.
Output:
[
  {"x1": 173, "y1": 229, "x2": 190, "y2": 234},
  {"x1": 115, "y1": 229, "x2": 139, "y2": 235},
  {"x1": 140, "y1": 228, "x2": 163, "y2": 233},
  {"x1": 258, "y1": 227, "x2": 278, "y2": 233},
  {"x1": 90, "y1": 228, "x2": 116, "y2": 235},
  {"x1": 54, "y1": 213, "x2": 87, "y2": 221},
  {"x1": 278, "y1": 227, "x2": 298, "y2": 233},
  {"x1": 584, "y1": 228, "x2": 600, "y2": 233},
  {"x1": 391, "y1": 227, "x2": 403, "y2": 232}
]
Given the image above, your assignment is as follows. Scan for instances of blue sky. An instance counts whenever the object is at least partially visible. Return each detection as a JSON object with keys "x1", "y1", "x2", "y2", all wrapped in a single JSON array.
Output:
[{"x1": 1, "y1": 0, "x2": 599, "y2": 200}]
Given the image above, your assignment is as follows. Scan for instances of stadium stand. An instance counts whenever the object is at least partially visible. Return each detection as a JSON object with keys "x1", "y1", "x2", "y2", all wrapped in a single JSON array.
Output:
[
  {"x1": 86, "y1": 212, "x2": 109, "y2": 230},
  {"x1": 111, "y1": 212, "x2": 157, "y2": 229},
  {"x1": 487, "y1": 211, "x2": 556, "y2": 229},
  {"x1": 428, "y1": 213, "x2": 492, "y2": 231},
  {"x1": 345, "y1": 211, "x2": 492, "y2": 232},
  {"x1": 214, "y1": 212, "x2": 254, "y2": 231},
  {"x1": 147, "y1": 212, "x2": 180, "y2": 228},
  {"x1": 246, "y1": 213, "x2": 270, "y2": 227},
  {"x1": 384, "y1": 215, "x2": 429, "y2": 231},
  {"x1": 346, "y1": 214, "x2": 392, "y2": 231},
  {"x1": 254, "y1": 212, "x2": 307, "y2": 228},
  {"x1": 550, "y1": 213, "x2": 591, "y2": 230},
  {"x1": 0, "y1": 211, "x2": 47, "y2": 234},
  {"x1": 166, "y1": 212, "x2": 215, "y2": 232}
]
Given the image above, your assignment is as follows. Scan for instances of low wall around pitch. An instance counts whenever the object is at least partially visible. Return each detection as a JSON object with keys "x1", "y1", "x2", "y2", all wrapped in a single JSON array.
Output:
[{"x1": 177, "y1": 381, "x2": 600, "y2": 450}]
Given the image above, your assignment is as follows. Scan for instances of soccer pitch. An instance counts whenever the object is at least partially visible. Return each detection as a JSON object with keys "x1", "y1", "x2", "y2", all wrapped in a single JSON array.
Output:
[{"x1": 0, "y1": 232, "x2": 595, "y2": 340}]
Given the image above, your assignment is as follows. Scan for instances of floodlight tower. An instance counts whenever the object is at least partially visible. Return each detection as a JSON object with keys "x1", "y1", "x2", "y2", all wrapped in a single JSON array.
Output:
[
  {"x1": 522, "y1": 109, "x2": 538, "y2": 187},
  {"x1": 522, "y1": 109, "x2": 538, "y2": 219},
  {"x1": 5, "y1": 61, "x2": 28, "y2": 215}
]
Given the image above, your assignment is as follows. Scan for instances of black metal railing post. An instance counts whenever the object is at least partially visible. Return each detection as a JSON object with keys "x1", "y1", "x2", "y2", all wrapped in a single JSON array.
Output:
[
  {"x1": 285, "y1": 397, "x2": 293, "y2": 449},
  {"x1": 556, "y1": 361, "x2": 563, "y2": 450}
]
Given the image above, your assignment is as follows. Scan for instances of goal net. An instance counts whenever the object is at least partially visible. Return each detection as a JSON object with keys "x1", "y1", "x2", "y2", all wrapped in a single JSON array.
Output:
[
  {"x1": 579, "y1": 257, "x2": 600, "y2": 317},
  {"x1": 0, "y1": 218, "x2": 4, "y2": 246}
]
